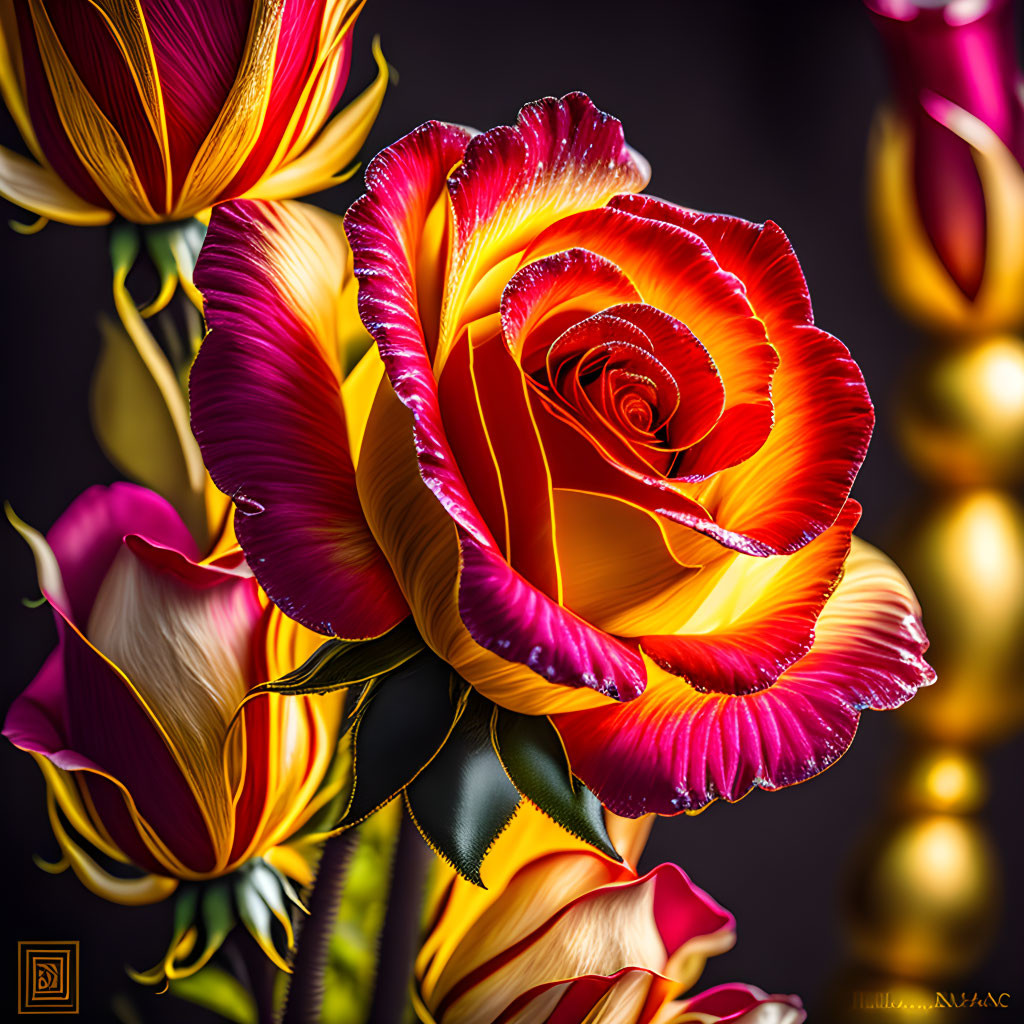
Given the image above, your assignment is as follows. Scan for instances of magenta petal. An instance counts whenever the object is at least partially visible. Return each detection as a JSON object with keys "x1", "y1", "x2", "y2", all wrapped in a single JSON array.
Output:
[
  {"x1": 554, "y1": 539, "x2": 933, "y2": 815},
  {"x1": 680, "y1": 983, "x2": 806, "y2": 1023},
  {"x1": 3, "y1": 648, "x2": 71, "y2": 760},
  {"x1": 346, "y1": 121, "x2": 486, "y2": 542},
  {"x1": 47, "y1": 483, "x2": 198, "y2": 627},
  {"x1": 60, "y1": 621, "x2": 216, "y2": 871},
  {"x1": 141, "y1": 0, "x2": 251, "y2": 194},
  {"x1": 3, "y1": 621, "x2": 215, "y2": 872},
  {"x1": 457, "y1": 533, "x2": 646, "y2": 700},
  {"x1": 191, "y1": 199, "x2": 408, "y2": 639}
]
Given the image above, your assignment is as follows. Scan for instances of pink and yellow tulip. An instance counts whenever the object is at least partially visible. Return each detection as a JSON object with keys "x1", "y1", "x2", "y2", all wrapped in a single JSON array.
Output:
[
  {"x1": 415, "y1": 805, "x2": 805, "y2": 1024},
  {"x1": 3, "y1": 483, "x2": 343, "y2": 910}
]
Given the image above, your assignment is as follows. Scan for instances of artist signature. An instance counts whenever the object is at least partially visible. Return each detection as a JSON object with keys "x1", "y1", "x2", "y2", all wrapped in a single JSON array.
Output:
[{"x1": 852, "y1": 992, "x2": 1012, "y2": 1010}]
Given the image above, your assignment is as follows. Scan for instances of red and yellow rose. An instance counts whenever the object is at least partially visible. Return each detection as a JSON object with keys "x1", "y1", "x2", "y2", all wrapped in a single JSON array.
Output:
[{"x1": 190, "y1": 94, "x2": 934, "y2": 818}]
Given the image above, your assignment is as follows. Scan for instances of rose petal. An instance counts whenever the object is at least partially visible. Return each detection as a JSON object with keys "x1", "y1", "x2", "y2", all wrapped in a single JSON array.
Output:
[
  {"x1": 525, "y1": 206, "x2": 777, "y2": 480},
  {"x1": 640, "y1": 502, "x2": 859, "y2": 695},
  {"x1": 191, "y1": 198, "x2": 408, "y2": 639},
  {"x1": 611, "y1": 199, "x2": 874, "y2": 555},
  {"x1": 554, "y1": 535, "x2": 934, "y2": 814},
  {"x1": 440, "y1": 93, "x2": 650, "y2": 365},
  {"x1": 458, "y1": 533, "x2": 646, "y2": 701}
]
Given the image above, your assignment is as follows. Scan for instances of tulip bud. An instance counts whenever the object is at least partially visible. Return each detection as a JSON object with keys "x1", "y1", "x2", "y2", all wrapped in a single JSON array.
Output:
[
  {"x1": 0, "y1": 1, "x2": 387, "y2": 226},
  {"x1": 3, "y1": 485, "x2": 345, "y2": 976},
  {"x1": 416, "y1": 804, "x2": 806, "y2": 1024},
  {"x1": 866, "y1": 0, "x2": 1024, "y2": 331}
]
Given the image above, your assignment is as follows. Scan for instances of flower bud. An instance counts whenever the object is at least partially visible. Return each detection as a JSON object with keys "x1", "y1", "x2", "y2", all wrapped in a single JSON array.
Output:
[{"x1": 866, "y1": 0, "x2": 1024, "y2": 331}]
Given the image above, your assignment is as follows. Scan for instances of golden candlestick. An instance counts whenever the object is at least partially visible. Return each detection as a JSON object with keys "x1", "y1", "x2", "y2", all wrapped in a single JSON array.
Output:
[{"x1": 836, "y1": 3, "x2": 1024, "y2": 1015}]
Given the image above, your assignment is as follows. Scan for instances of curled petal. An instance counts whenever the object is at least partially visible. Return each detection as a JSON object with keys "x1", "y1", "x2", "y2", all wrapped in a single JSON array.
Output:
[
  {"x1": 524, "y1": 206, "x2": 777, "y2": 482},
  {"x1": 554, "y1": 536, "x2": 934, "y2": 815},
  {"x1": 0, "y1": 144, "x2": 111, "y2": 224},
  {"x1": 610, "y1": 198, "x2": 874, "y2": 554},
  {"x1": 639, "y1": 502, "x2": 859, "y2": 695},
  {"x1": 668, "y1": 983, "x2": 806, "y2": 1023},
  {"x1": 457, "y1": 532, "x2": 646, "y2": 701},
  {"x1": 440, "y1": 92, "x2": 650, "y2": 364},
  {"x1": 45, "y1": 482, "x2": 197, "y2": 625},
  {"x1": 191, "y1": 198, "x2": 408, "y2": 639}
]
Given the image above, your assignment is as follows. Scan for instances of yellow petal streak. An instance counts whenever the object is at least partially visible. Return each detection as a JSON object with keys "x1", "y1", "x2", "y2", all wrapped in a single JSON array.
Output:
[
  {"x1": 247, "y1": 35, "x2": 388, "y2": 202},
  {"x1": 171, "y1": 1, "x2": 284, "y2": 217},
  {"x1": 357, "y1": 379, "x2": 614, "y2": 715},
  {"x1": 86, "y1": 545, "x2": 254, "y2": 868},
  {"x1": 26, "y1": 0, "x2": 156, "y2": 219}
]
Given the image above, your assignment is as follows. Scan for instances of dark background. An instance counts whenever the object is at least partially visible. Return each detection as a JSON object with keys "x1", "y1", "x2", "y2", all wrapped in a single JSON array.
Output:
[{"x1": 1, "y1": 0, "x2": 1022, "y2": 1020}]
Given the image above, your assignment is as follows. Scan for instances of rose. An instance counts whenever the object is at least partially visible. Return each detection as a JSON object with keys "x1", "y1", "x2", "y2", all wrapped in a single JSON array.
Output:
[
  {"x1": 3, "y1": 485, "x2": 342, "y2": 936},
  {"x1": 415, "y1": 803, "x2": 806, "y2": 1024},
  {"x1": 190, "y1": 94, "x2": 934, "y2": 818},
  {"x1": 866, "y1": 0, "x2": 1024, "y2": 330},
  {"x1": 0, "y1": 0, "x2": 386, "y2": 226}
]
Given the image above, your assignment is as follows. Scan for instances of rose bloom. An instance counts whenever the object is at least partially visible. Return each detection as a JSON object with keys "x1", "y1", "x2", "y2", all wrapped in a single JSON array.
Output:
[
  {"x1": 3, "y1": 483, "x2": 341, "y2": 904},
  {"x1": 190, "y1": 95, "x2": 934, "y2": 818},
  {"x1": 866, "y1": 0, "x2": 1024, "y2": 329},
  {"x1": 415, "y1": 803, "x2": 805, "y2": 1024},
  {"x1": 0, "y1": 0, "x2": 386, "y2": 226}
]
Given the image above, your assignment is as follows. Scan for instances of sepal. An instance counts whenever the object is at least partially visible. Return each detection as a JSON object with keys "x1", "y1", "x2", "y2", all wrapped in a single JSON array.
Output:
[
  {"x1": 339, "y1": 651, "x2": 461, "y2": 827},
  {"x1": 405, "y1": 691, "x2": 521, "y2": 886},
  {"x1": 312, "y1": 635, "x2": 623, "y2": 884},
  {"x1": 253, "y1": 619, "x2": 425, "y2": 697},
  {"x1": 491, "y1": 708, "x2": 620, "y2": 862},
  {"x1": 130, "y1": 858, "x2": 303, "y2": 985}
]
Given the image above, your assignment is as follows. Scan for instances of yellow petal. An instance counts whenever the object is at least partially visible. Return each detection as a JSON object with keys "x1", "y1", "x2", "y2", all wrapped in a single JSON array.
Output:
[
  {"x1": 91, "y1": 314, "x2": 207, "y2": 540},
  {"x1": 356, "y1": 378, "x2": 614, "y2": 715},
  {"x1": 5, "y1": 501, "x2": 70, "y2": 610},
  {"x1": 111, "y1": 247, "x2": 207, "y2": 498},
  {"x1": 26, "y1": 0, "x2": 157, "y2": 220},
  {"x1": 418, "y1": 802, "x2": 629, "y2": 1001},
  {"x1": 34, "y1": 755, "x2": 126, "y2": 863},
  {"x1": 245, "y1": 36, "x2": 388, "y2": 202},
  {"x1": 430, "y1": 855, "x2": 663, "y2": 1024},
  {"x1": 264, "y1": 842, "x2": 314, "y2": 888},
  {"x1": 870, "y1": 104, "x2": 1024, "y2": 333},
  {"x1": 43, "y1": 771, "x2": 177, "y2": 905},
  {"x1": 0, "y1": 144, "x2": 112, "y2": 224}
]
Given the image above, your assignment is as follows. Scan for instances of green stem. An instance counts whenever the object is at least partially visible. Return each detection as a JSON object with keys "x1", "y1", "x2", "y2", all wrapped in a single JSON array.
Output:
[
  {"x1": 280, "y1": 828, "x2": 359, "y2": 1024},
  {"x1": 368, "y1": 810, "x2": 432, "y2": 1024}
]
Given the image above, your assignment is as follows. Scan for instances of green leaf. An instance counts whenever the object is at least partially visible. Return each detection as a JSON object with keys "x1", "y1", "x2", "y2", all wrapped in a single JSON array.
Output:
[
  {"x1": 253, "y1": 618, "x2": 425, "y2": 696},
  {"x1": 492, "y1": 708, "x2": 621, "y2": 862},
  {"x1": 169, "y1": 967, "x2": 256, "y2": 1024},
  {"x1": 405, "y1": 691, "x2": 521, "y2": 885},
  {"x1": 339, "y1": 651, "x2": 459, "y2": 828}
]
